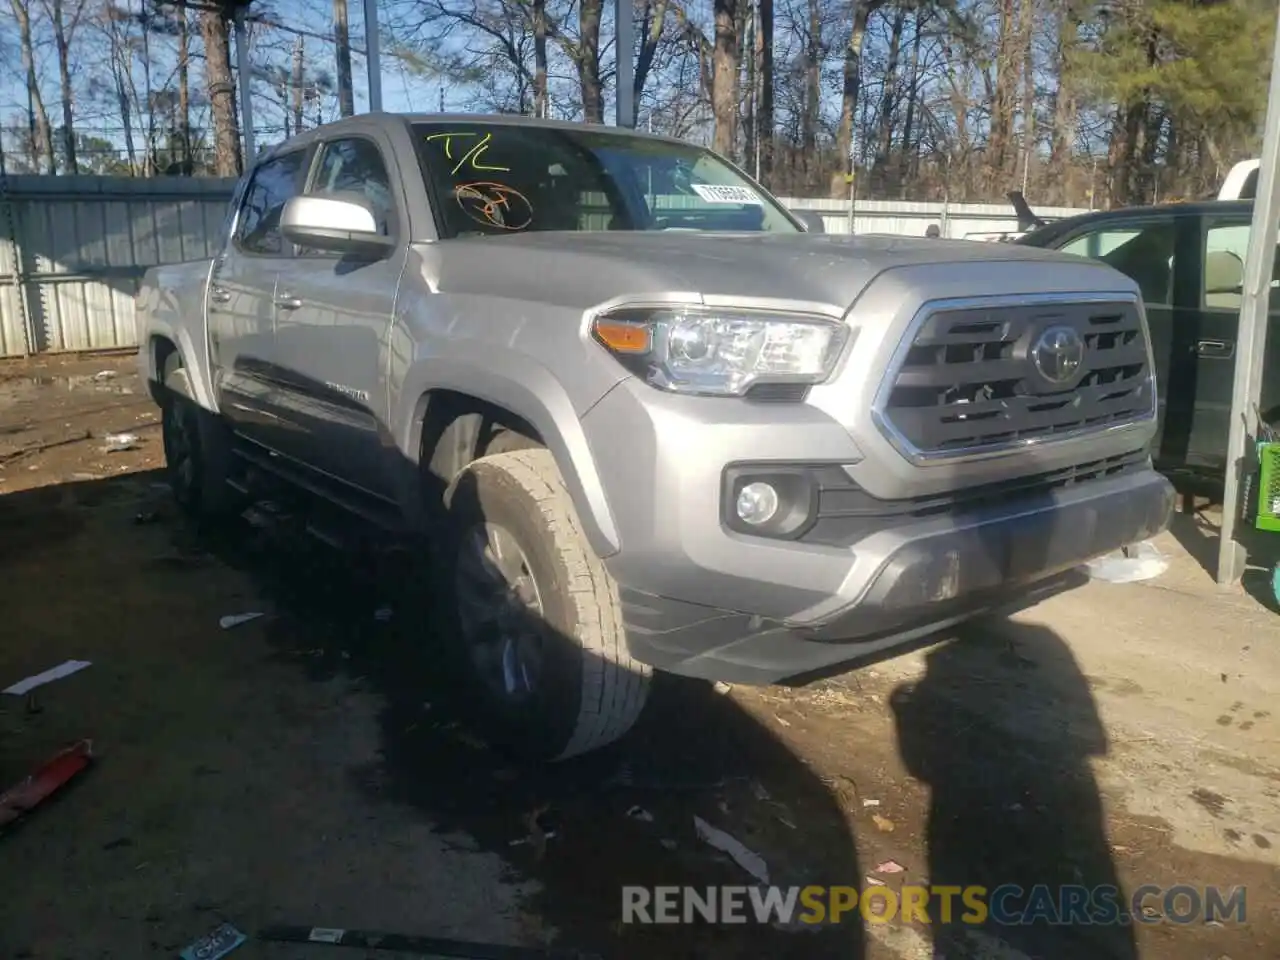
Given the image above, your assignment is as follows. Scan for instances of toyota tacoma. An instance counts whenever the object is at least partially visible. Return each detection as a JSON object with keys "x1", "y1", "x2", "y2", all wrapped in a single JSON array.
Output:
[{"x1": 136, "y1": 114, "x2": 1174, "y2": 760}]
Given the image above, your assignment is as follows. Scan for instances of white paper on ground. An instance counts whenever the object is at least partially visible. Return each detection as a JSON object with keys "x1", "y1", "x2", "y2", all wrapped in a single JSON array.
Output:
[
  {"x1": 3, "y1": 659, "x2": 92, "y2": 695},
  {"x1": 693, "y1": 815, "x2": 770, "y2": 884},
  {"x1": 219, "y1": 612, "x2": 265, "y2": 629},
  {"x1": 1083, "y1": 540, "x2": 1170, "y2": 584}
]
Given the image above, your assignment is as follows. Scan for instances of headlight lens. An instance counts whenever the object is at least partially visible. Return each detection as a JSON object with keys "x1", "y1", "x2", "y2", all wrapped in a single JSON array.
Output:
[{"x1": 592, "y1": 307, "x2": 849, "y2": 397}]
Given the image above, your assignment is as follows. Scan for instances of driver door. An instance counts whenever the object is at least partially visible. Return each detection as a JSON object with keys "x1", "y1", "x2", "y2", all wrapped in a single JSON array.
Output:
[{"x1": 269, "y1": 133, "x2": 408, "y2": 501}]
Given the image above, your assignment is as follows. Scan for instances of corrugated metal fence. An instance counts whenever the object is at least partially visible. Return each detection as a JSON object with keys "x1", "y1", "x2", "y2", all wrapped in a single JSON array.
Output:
[
  {"x1": 0, "y1": 175, "x2": 1091, "y2": 359},
  {"x1": 783, "y1": 196, "x2": 1093, "y2": 239},
  {"x1": 0, "y1": 175, "x2": 237, "y2": 358}
]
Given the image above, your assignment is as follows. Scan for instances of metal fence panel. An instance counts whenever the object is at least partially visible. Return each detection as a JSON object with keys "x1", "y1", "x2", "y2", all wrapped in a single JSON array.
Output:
[
  {"x1": 778, "y1": 196, "x2": 1090, "y2": 238},
  {"x1": 0, "y1": 175, "x2": 237, "y2": 358},
  {"x1": 0, "y1": 176, "x2": 1092, "y2": 359},
  {"x1": 0, "y1": 283, "x2": 27, "y2": 357}
]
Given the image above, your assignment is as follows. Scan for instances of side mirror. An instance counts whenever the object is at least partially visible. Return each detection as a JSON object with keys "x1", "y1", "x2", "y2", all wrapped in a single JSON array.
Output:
[
  {"x1": 280, "y1": 195, "x2": 394, "y2": 257},
  {"x1": 793, "y1": 210, "x2": 826, "y2": 234}
]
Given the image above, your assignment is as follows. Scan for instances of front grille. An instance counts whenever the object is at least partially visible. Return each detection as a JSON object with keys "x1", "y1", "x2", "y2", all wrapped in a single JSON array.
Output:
[
  {"x1": 879, "y1": 300, "x2": 1152, "y2": 457},
  {"x1": 803, "y1": 449, "x2": 1150, "y2": 547}
]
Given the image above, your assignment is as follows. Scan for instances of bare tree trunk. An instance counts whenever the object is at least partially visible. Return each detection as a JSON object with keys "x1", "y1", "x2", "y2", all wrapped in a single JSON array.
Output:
[
  {"x1": 872, "y1": 6, "x2": 906, "y2": 193},
  {"x1": 711, "y1": 0, "x2": 739, "y2": 157},
  {"x1": 48, "y1": 0, "x2": 78, "y2": 173},
  {"x1": 758, "y1": 0, "x2": 773, "y2": 184},
  {"x1": 9, "y1": 0, "x2": 55, "y2": 173},
  {"x1": 1164, "y1": 117, "x2": 1179, "y2": 198},
  {"x1": 116, "y1": 72, "x2": 137, "y2": 175},
  {"x1": 1141, "y1": 107, "x2": 1164, "y2": 201},
  {"x1": 1135, "y1": 33, "x2": 1160, "y2": 204},
  {"x1": 1019, "y1": 0, "x2": 1035, "y2": 194},
  {"x1": 334, "y1": 0, "x2": 355, "y2": 117},
  {"x1": 802, "y1": 0, "x2": 820, "y2": 162},
  {"x1": 944, "y1": 35, "x2": 971, "y2": 168},
  {"x1": 178, "y1": 0, "x2": 191, "y2": 166},
  {"x1": 636, "y1": 0, "x2": 670, "y2": 106},
  {"x1": 142, "y1": 19, "x2": 156, "y2": 176},
  {"x1": 1049, "y1": 4, "x2": 1077, "y2": 204},
  {"x1": 291, "y1": 36, "x2": 306, "y2": 135},
  {"x1": 533, "y1": 0, "x2": 549, "y2": 117},
  {"x1": 834, "y1": 0, "x2": 875, "y2": 196},
  {"x1": 1108, "y1": 105, "x2": 1143, "y2": 207},
  {"x1": 988, "y1": 0, "x2": 1018, "y2": 193},
  {"x1": 900, "y1": 11, "x2": 923, "y2": 192},
  {"x1": 577, "y1": 0, "x2": 603, "y2": 122},
  {"x1": 200, "y1": 9, "x2": 242, "y2": 177},
  {"x1": 743, "y1": 0, "x2": 756, "y2": 173}
]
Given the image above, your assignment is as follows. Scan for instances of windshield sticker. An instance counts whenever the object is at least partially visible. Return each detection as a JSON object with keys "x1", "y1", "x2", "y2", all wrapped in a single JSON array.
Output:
[
  {"x1": 424, "y1": 131, "x2": 510, "y2": 176},
  {"x1": 690, "y1": 183, "x2": 763, "y2": 205},
  {"x1": 455, "y1": 182, "x2": 533, "y2": 231}
]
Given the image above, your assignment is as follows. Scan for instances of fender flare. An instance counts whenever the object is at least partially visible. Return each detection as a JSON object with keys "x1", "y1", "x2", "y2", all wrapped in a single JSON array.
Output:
[
  {"x1": 144, "y1": 317, "x2": 218, "y2": 413},
  {"x1": 396, "y1": 350, "x2": 622, "y2": 558}
]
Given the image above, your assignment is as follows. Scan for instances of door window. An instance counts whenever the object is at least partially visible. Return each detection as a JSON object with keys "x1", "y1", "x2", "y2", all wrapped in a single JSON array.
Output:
[
  {"x1": 307, "y1": 137, "x2": 396, "y2": 236},
  {"x1": 1059, "y1": 220, "x2": 1176, "y2": 306},
  {"x1": 235, "y1": 150, "x2": 307, "y2": 256}
]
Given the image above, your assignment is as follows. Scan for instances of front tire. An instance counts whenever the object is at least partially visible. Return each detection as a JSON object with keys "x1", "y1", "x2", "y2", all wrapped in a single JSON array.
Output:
[
  {"x1": 160, "y1": 355, "x2": 240, "y2": 521},
  {"x1": 443, "y1": 448, "x2": 650, "y2": 761}
]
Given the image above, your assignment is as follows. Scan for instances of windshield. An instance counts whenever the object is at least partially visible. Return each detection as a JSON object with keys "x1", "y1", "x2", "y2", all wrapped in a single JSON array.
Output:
[{"x1": 412, "y1": 121, "x2": 800, "y2": 238}]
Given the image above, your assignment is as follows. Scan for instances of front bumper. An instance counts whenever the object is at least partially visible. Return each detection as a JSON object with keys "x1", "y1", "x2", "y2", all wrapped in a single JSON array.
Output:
[{"x1": 617, "y1": 467, "x2": 1174, "y2": 684}]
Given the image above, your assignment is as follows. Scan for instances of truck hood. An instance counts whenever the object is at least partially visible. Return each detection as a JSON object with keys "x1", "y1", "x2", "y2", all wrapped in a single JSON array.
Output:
[{"x1": 427, "y1": 231, "x2": 1090, "y2": 312}]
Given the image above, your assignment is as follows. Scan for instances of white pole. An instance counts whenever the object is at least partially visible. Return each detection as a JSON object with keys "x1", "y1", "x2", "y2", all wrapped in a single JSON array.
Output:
[
  {"x1": 234, "y1": 9, "x2": 255, "y2": 163},
  {"x1": 1217, "y1": 3, "x2": 1280, "y2": 585},
  {"x1": 615, "y1": 0, "x2": 634, "y2": 127},
  {"x1": 363, "y1": 0, "x2": 383, "y2": 111}
]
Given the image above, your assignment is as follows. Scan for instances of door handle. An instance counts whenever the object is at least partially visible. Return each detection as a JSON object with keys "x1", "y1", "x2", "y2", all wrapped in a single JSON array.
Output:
[
  {"x1": 274, "y1": 293, "x2": 302, "y2": 310},
  {"x1": 1196, "y1": 339, "x2": 1234, "y2": 359},
  {"x1": 209, "y1": 285, "x2": 231, "y2": 303}
]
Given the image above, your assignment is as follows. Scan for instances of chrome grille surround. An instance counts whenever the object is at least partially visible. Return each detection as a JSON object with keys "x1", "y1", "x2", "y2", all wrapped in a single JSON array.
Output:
[{"x1": 871, "y1": 292, "x2": 1157, "y2": 465}]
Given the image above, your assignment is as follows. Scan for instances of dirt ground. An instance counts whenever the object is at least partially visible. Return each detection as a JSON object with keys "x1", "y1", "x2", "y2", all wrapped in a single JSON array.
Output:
[{"x1": 1, "y1": 353, "x2": 1277, "y2": 960}]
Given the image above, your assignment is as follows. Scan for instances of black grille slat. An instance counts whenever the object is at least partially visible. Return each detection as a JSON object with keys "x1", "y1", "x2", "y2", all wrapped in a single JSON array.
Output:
[
  {"x1": 890, "y1": 385, "x2": 1147, "y2": 440},
  {"x1": 894, "y1": 360, "x2": 1022, "y2": 389},
  {"x1": 1079, "y1": 339, "x2": 1148, "y2": 366},
  {"x1": 913, "y1": 322, "x2": 1014, "y2": 346},
  {"x1": 882, "y1": 300, "x2": 1152, "y2": 455}
]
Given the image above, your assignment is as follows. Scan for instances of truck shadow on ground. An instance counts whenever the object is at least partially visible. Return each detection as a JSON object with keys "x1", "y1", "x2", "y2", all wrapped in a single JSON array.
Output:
[
  {"x1": 0, "y1": 467, "x2": 1142, "y2": 960},
  {"x1": 184, "y1": 486, "x2": 870, "y2": 959},
  {"x1": 890, "y1": 622, "x2": 1138, "y2": 959},
  {"x1": 192, "y1": 470, "x2": 1142, "y2": 958}
]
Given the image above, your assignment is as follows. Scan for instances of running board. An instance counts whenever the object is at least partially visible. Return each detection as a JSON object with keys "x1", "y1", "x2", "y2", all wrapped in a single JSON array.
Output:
[{"x1": 231, "y1": 443, "x2": 403, "y2": 534}]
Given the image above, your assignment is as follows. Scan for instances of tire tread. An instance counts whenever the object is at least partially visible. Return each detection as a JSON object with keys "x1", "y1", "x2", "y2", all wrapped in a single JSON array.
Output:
[{"x1": 477, "y1": 448, "x2": 650, "y2": 760}]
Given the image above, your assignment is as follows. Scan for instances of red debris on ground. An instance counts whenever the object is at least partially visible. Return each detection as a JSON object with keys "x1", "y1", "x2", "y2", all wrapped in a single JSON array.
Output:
[{"x1": 0, "y1": 739, "x2": 93, "y2": 828}]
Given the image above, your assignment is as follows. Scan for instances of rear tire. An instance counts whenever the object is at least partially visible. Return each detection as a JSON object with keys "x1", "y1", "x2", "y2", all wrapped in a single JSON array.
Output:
[
  {"x1": 160, "y1": 354, "x2": 241, "y2": 521},
  {"x1": 442, "y1": 448, "x2": 650, "y2": 761}
]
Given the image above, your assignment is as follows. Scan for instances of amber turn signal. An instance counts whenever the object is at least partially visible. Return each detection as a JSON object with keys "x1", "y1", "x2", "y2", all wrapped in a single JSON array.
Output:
[{"x1": 592, "y1": 318, "x2": 652, "y2": 355}]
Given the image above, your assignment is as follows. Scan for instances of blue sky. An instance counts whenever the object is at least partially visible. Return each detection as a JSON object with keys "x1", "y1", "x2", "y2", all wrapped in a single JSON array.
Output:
[{"x1": 0, "y1": 0, "x2": 510, "y2": 156}]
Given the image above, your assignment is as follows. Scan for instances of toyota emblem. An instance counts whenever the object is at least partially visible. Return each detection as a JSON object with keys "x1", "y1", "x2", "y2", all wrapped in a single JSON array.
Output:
[{"x1": 1031, "y1": 325, "x2": 1086, "y2": 385}]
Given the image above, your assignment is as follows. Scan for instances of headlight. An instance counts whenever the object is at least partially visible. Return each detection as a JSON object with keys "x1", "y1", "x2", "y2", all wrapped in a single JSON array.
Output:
[{"x1": 591, "y1": 307, "x2": 850, "y2": 397}]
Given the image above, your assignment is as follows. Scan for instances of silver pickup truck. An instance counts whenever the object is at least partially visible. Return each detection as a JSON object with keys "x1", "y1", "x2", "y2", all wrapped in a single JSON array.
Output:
[{"x1": 136, "y1": 113, "x2": 1174, "y2": 760}]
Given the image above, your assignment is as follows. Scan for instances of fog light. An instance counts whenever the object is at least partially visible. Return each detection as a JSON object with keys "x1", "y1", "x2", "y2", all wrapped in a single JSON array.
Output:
[{"x1": 736, "y1": 481, "x2": 780, "y2": 526}]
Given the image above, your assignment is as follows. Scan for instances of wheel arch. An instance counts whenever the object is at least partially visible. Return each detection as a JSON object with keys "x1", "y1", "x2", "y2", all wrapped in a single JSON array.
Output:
[
  {"x1": 396, "y1": 356, "x2": 621, "y2": 558},
  {"x1": 144, "y1": 322, "x2": 218, "y2": 412}
]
